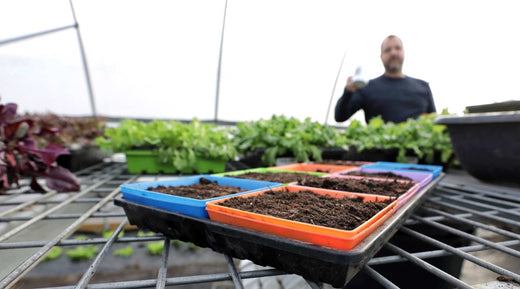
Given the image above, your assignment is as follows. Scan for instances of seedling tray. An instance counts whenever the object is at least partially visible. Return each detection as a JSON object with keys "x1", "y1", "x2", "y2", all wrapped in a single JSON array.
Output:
[
  {"x1": 206, "y1": 186, "x2": 397, "y2": 250},
  {"x1": 313, "y1": 174, "x2": 420, "y2": 210},
  {"x1": 115, "y1": 174, "x2": 443, "y2": 287},
  {"x1": 333, "y1": 167, "x2": 433, "y2": 190},
  {"x1": 120, "y1": 175, "x2": 282, "y2": 218},
  {"x1": 362, "y1": 161, "x2": 443, "y2": 179},
  {"x1": 267, "y1": 163, "x2": 357, "y2": 174},
  {"x1": 125, "y1": 150, "x2": 227, "y2": 174},
  {"x1": 211, "y1": 167, "x2": 327, "y2": 184}
]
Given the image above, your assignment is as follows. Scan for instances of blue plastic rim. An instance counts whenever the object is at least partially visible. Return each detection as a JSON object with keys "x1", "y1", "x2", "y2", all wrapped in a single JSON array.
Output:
[
  {"x1": 120, "y1": 175, "x2": 282, "y2": 218},
  {"x1": 361, "y1": 162, "x2": 442, "y2": 179}
]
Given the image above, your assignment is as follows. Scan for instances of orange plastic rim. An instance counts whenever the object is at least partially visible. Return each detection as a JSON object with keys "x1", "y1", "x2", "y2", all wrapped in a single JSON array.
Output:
[{"x1": 206, "y1": 186, "x2": 397, "y2": 250}]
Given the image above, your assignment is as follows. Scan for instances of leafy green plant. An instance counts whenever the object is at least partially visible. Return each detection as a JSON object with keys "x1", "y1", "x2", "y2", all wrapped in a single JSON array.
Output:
[
  {"x1": 43, "y1": 246, "x2": 63, "y2": 261},
  {"x1": 114, "y1": 246, "x2": 133, "y2": 257},
  {"x1": 103, "y1": 230, "x2": 124, "y2": 239},
  {"x1": 336, "y1": 113, "x2": 456, "y2": 166},
  {"x1": 231, "y1": 115, "x2": 339, "y2": 166},
  {"x1": 95, "y1": 119, "x2": 236, "y2": 171},
  {"x1": 146, "y1": 241, "x2": 164, "y2": 255},
  {"x1": 66, "y1": 245, "x2": 99, "y2": 260}
]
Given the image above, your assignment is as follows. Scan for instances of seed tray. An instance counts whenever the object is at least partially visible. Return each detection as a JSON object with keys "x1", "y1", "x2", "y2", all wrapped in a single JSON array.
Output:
[
  {"x1": 362, "y1": 161, "x2": 443, "y2": 179},
  {"x1": 115, "y1": 174, "x2": 443, "y2": 287},
  {"x1": 267, "y1": 163, "x2": 357, "y2": 174},
  {"x1": 212, "y1": 167, "x2": 327, "y2": 184},
  {"x1": 120, "y1": 175, "x2": 282, "y2": 218},
  {"x1": 333, "y1": 167, "x2": 433, "y2": 190}
]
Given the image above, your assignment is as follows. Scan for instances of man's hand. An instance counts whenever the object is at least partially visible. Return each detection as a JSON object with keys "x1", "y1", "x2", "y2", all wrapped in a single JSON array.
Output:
[{"x1": 346, "y1": 76, "x2": 358, "y2": 92}]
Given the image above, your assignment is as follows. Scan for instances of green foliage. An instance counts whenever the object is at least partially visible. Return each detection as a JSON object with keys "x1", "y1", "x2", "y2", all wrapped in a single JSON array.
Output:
[
  {"x1": 103, "y1": 230, "x2": 124, "y2": 239},
  {"x1": 66, "y1": 245, "x2": 99, "y2": 260},
  {"x1": 94, "y1": 119, "x2": 237, "y2": 171},
  {"x1": 336, "y1": 113, "x2": 456, "y2": 165},
  {"x1": 137, "y1": 230, "x2": 156, "y2": 237},
  {"x1": 114, "y1": 246, "x2": 134, "y2": 257},
  {"x1": 43, "y1": 246, "x2": 63, "y2": 261},
  {"x1": 231, "y1": 115, "x2": 339, "y2": 166},
  {"x1": 146, "y1": 241, "x2": 164, "y2": 255}
]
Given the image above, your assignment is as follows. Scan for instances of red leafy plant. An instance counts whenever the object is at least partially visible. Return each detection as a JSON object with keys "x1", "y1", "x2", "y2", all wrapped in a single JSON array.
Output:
[{"x1": 0, "y1": 103, "x2": 81, "y2": 193}]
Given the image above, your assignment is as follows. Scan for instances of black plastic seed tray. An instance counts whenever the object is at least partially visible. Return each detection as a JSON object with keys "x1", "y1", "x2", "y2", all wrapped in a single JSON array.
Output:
[{"x1": 115, "y1": 175, "x2": 442, "y2": 287}]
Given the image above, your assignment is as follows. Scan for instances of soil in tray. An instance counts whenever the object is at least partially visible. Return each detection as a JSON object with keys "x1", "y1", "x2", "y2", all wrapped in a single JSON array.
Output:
[
  {"x1": 218, "y1": 190, "x2": 393, "y2": 231},
  {"x1": 147, "y1": 177, "x2": 245, "y2": 200},
  {"x1": 297, "y1": 176, "x2": 414, "y2": 197},
  {"x1": 227, "y1": 172, "x2": 316, "y2": 183},
  {"x1": 314, "y1": 160, "x2": 368, "y2": 166},
  {"x1": 341, "y1": 171, "x2": 413, "y2": 181}
]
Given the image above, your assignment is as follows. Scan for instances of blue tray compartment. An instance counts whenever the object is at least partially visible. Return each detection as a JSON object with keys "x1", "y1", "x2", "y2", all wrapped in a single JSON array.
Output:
[
  {"x1": 120, "y1": 175, "x2": 282, "y2": 218},
  {"x1": 362, "y1": 162, "x2": 442, "y2": 179}
]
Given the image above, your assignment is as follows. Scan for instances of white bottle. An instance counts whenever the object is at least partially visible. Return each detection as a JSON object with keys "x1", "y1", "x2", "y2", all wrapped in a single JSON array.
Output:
[{"x1": 352, "y1": 66, "x2": 367, "y2": 89}]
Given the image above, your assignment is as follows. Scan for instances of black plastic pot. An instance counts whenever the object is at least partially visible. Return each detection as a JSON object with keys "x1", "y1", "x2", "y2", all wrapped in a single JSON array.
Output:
[
  {"x1": 435, "y1": 112, "x2": 520, "y2": 183},
  {"x1": 466, "y1": 100, "x2": 520, "y2": 113},
  {"x1": 344, "y1": 147, "x2": 398, "y2": 162},
  {"x1": 57, "y1": 147, "x2": 108, "y2": 172}
]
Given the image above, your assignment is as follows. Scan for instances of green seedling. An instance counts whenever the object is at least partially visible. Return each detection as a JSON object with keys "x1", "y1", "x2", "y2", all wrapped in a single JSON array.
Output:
[
  {"x1": 103, "y1": 230, "x2": 124, "y2": 239},
  {"x1": 138, "y1": 230, "x2": 156, "y2": 237},
  {"x1": 66, "y1": 245, "x2": 99, "y2": 260},
  {"x1": 147, "y1": 241, "x2": 164, "y2": 255},
  {"x1": 42, "y1": 247, "x2": 63, "y2": 261},
  {"x1": 114, "y1": 246, "x2": 134, "y2": 257}
]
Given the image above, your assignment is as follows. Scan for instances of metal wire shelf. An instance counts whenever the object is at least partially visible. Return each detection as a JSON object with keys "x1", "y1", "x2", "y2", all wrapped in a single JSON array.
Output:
[{"x1": 0, "y1": 162, "x2": 519, "y2": 289}]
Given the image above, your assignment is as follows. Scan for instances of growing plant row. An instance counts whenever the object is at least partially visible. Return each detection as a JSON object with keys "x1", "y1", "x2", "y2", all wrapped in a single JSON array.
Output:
[{"x1": 94, "y1": 113, "x2": 456, "y2": 170}]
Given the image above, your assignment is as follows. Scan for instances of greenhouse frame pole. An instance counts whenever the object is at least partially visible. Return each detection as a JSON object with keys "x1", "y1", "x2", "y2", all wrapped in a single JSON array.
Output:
[
  {"x1": 214, "y1": 0, "x2": 229, "y2": 123},
  {"x1": 69, "y1": 0, "x2": 98, "y2": 118}
]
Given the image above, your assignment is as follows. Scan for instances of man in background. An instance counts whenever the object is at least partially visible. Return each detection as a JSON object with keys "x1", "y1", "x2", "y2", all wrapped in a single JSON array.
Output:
[{"x1": 335, "y1": 35, "x2": 436, "y2": 124}]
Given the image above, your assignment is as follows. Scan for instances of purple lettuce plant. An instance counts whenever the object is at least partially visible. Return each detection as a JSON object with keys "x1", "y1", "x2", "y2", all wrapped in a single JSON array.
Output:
[{"x1": 0, "y1": 102, "x2": 81, "y2": 193}]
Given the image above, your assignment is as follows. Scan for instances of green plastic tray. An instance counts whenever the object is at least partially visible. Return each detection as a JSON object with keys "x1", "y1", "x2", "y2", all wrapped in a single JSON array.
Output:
[{"x1": 125, "y1": 150, "x2": 226, "y2": 174}]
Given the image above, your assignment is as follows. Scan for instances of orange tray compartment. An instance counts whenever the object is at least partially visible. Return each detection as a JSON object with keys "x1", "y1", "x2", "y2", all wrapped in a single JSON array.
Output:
[
  {"x1": 206, "y1": 185, "x2": 397, "y2": 250},
  {"x1": 267, "y1": 163, "x2": 357, "y2": 174}
]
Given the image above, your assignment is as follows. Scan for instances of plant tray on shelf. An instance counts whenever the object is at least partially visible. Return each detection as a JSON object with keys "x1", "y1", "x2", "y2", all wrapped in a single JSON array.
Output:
[
  {"x1": 362, "y1": 161, "x2": 442, "y2": 179},
  {"x1": 206, "y1": 186, "x2": 397, "y2": 251},
  {"x1": 114, "y1": 174, "x2": 443, "y2": 287},
  {"x1": 293, "y1": 175, "x2": 420, "y2": 210},
  {"x1": 332, "y1": 167, "x2": 433, "y2": 190},
  {"x1": 125, "y1": 150, "x2": 226, "y2": 174},
  {"x1": 120, "y1": 175, "x2": 282, "y2": 218},
  {"x1": 267, "y1": 163, "x2": 357, "y2": 174},
  {"x1": 212, "y1": 168, "x2": 327, "y2": 184}
]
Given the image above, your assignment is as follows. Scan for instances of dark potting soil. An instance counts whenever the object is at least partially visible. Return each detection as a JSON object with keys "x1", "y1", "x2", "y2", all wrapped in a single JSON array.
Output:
[
  {"x1": 227, "y1": 172, "x2": 318, "y2": 183},
  {"x1": 314, "y1": 159, "x2": 367, "y2": 166},
  {"x1": 341, "y1": 171, "x2": 413, "y2": 181},
  {"x1": 297, "y1": 176, "x2": 414, "y2": 197},
  {"x1": 147, "y1": 177, "x2": 245, "y2": 200},
  {"x1": 218, "y1": 189, "x2": 392, "y2": 231},
  {"x1": 404, "y1": 167, "x2": 431, "y2": 172}
]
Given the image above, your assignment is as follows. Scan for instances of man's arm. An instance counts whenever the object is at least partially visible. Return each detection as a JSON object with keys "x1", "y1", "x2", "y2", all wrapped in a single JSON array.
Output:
[
  {"x1": 425, "y1": 83, "x2": 436, "y2": 113},
  {"x1": 334, "y1": 87, "x2": 363, "y2": 122}
]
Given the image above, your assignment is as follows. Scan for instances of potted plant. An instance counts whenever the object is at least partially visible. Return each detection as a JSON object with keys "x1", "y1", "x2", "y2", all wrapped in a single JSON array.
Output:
[
  {"x1": 25, "y1": 113, "x2": 108, "y2": 172},
  {"x1": 231, "y1": 115, "x2": 340, "y2": 167},
  {"x1": 95, "y1": 119, "x2": 237, "y2": 174},
  {"x1": 0, "y1": 102, "x2": 81, "y2": 193}
]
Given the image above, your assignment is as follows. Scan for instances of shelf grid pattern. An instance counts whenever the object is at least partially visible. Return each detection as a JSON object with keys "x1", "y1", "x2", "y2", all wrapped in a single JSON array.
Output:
[{"x1": 0, "y1": 162, "x2": 519, "y2": 289}]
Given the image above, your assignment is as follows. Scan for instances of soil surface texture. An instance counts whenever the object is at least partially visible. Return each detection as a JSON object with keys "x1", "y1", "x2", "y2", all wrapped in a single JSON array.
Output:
[
  {"x1": 147, "y1": 177, "x2": 245, "y2": 199},
  {"x1": 226, "y1": 172, "x2": 316, "y2": 183},
  {"x1": 218, "y1": 189, "x2": 392, "y2": 231},
  {"x1": 341, "y1": 171, "x2": 413, "y2": 181},
  {"x1": 314, "y1": 160, "x2": 367, "y2": 166},
  {"x1": 297, "y1": 176, "x2": 414, "y2": 197}
]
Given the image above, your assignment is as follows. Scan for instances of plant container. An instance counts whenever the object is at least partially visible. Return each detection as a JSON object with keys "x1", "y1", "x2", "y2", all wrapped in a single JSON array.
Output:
[
  {"x1": 57, "y1": 146, "x2": 108, "y2": 172},
  {"x1": 125, "y1": 150, "x2": 227, "y2": 174},
  {"x1": 120, "y1": 175, "x2": 282, "y2": 218},
  {"x1": 332, "y1": 167, "x2": 433, "y2": 190},
  {"x1": 465, "y1": 100, "x2": 520, "y2": 113},
  {"x1": 206, "y1": 186, "x2": 397, "y2": 251},
  {"x1": 435, "y1": 112, "x2": 520, "y2": 183},
  {"x1": 114, "y1": 173, "x2": 442, "y2": 287},
  {"x1": 362, "y1": 161, "x2": 442, "y2": 179},
  {"x1": 318, "y1": 173, "x2": 421, "y2": 210},
  {"x1": 212, "y1": 168, "x2": 326, "y2": 184},
  {"x1": 268, "y1": 163, "x2": 357, "y2": 174}
]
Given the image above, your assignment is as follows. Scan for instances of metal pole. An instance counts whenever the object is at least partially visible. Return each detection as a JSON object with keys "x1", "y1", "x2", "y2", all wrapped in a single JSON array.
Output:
[
  {"x1": 324, "y1": 50, "x2": 347, "y2": 126},
  {"x1": 68, "y1": 0, "x2": 97, "y2": 117},
  {"x1": 214, "y1": 0, "x2": 229, "y2": 123}
]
